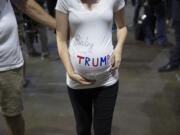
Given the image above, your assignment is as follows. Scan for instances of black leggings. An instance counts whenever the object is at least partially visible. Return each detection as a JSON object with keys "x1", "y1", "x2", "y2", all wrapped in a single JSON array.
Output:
[{"x1": 67, "y1": 81, "x2": 119, "y2": 135}]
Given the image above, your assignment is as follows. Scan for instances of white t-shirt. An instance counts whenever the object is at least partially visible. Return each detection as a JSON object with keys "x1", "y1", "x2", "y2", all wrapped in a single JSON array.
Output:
[
  {"x1": 55, "y1": 0, "x2": 125, "y2": 89},
  {"x1": 0, "y1": 0, "x2": 24, "y2": 72}
]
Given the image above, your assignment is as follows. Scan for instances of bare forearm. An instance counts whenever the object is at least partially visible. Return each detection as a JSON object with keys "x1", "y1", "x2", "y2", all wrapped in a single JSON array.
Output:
[
  {"x1": 56, "y1": 37, "x2": 74, "y2": 75},
  {"x1": 115, "y1": 26, "x2": 128, "y2": 53},
  {"x1": 13, "y1": 0, "x2": 56, "y2": 29}
]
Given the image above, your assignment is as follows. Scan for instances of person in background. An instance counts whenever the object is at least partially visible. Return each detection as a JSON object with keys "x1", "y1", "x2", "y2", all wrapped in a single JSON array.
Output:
[
  {"x1": 56, "y1": 0, "x2": 127, "y2": 135},
  {"x1": 133, "y1": 0, "x2": 144, "y2": 25},
  {"x1": 24, "y1": 0, "x2": 49, "y2": 59},
  {"x1": 144, "y1": 0, "x2": 168, "y2": 46},
  {"x1": 0, "y1": 0, "x2": 55, "y2": 135},
  {"x1": 164, "y1": 0, "x2": 172, "y2": 25},
  {"x1": 158, "y1": 0, "x2": 180, "y2": 72}
]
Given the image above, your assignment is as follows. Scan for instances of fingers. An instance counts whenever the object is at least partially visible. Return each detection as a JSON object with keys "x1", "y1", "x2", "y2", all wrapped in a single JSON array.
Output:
[
  {"x1": 115, "y1": 59, "x2": 121, "y2": 69},
  {"x1": 111, "y1": 61, "x2": 119, "y2": 70},
  {"x1": 110, "y1": 53, "x2": 121, "y2": 70},
  {"x1": 110, "y1": 54, "x2": 115, "y2": 69},
  {"x1": 77, "y1": 76, "x2": 93, "y2": 85},
  {"x1": 71, "y1": 73, "x2": 95, "y2": 85},
  {"x1": 79, "y1": 80, "x2": 93, "y2": 85}
]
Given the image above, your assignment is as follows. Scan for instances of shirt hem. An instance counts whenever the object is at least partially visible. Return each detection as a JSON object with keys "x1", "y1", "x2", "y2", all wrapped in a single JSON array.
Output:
[
  {"x1": 0, "y1": 62, "x2": 24, "y2": 72},
  {"x1": 67, "y1": 79, "x2": 119, "y2": 90},
  {"x1": 66, "y1": 70, "x2": 119, "y2": 90}
]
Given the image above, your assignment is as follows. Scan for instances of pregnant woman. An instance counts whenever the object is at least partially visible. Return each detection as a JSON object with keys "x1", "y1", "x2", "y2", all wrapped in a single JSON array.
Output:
[{"x1": 55, "y1": 0, "x2": 127, "y2": 134}]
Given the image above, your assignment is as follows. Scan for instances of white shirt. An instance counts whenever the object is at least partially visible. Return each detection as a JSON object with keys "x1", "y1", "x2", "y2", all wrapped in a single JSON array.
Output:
[
  {"x1": 56, "y1": 0, "x2": 125, "y2": 89},
  {"x1": 0, "y1": 0, "x2": 24, "y2": 72}
]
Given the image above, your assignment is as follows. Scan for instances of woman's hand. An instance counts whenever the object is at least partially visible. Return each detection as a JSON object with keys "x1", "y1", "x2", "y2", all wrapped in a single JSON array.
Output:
[
  {"x1": 68, "y1": 72, "x2": 95, "y2": 85},
  {"x1": 110, "y1": 49, "x2": 122, "y2": 70}
]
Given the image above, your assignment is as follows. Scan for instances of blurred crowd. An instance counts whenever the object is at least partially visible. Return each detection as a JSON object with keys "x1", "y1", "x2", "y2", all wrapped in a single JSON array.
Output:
[
  {"x1": 13, "y1": 0, "x2": 58, "y2": 87},
  {"x1": 132, "y1": 0, "x2": 172, "y2": 46},
  {"x1": 14, "y1": 0, "x2": 57, "y2": 60},
  {"x1": 126, "y1": 0, "x2": 180, "y2": 72}
]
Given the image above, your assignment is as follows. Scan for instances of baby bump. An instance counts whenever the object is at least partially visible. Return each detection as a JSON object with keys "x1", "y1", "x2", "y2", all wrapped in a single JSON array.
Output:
[{"x1": 70, "y1": 53, "x2": 112, "y2": 80}]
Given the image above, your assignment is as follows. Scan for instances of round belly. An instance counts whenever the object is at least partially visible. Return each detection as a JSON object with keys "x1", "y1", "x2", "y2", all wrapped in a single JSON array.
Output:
[{"x1": 70, "y1": 53, "x2": 112, "y2": 80}]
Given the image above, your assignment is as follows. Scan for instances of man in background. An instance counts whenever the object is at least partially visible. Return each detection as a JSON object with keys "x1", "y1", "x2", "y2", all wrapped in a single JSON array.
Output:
[
  {"x1": 159, "y1": 0, "x2": 180, "y2": 72},
  {"x1": 0, "y1": 0, "x2": 55, "y2": 135}
]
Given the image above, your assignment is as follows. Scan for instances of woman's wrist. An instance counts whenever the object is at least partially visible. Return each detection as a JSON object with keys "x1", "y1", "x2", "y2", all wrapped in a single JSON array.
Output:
[
  {"x1": 114, "y1": 46, "x2": 123, "y2": 54},
  {"x1": 67, "y1": 70, "x2": 75, "y2": 77}
]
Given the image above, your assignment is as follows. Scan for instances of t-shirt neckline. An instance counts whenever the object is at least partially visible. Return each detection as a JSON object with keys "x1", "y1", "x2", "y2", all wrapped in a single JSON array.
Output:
[{"x1": 78, "y1": 0, "x2": 103, "y2": 12}]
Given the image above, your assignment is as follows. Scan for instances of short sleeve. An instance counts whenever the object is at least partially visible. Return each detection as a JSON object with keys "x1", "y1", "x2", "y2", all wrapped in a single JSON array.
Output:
[
  {"x1": 55, "y1": 0, "x2": 68, "y2": 14},
  {"x1": 113, "y1": 0, "x2": 125, "y2": 12}
]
